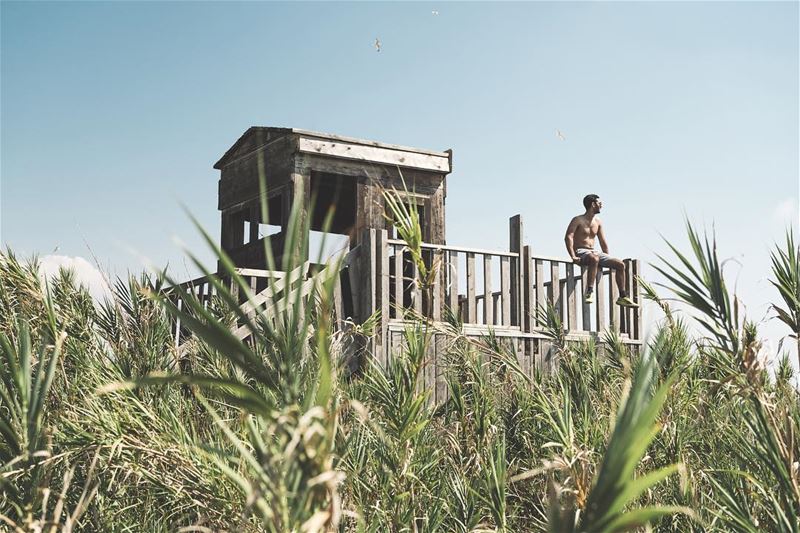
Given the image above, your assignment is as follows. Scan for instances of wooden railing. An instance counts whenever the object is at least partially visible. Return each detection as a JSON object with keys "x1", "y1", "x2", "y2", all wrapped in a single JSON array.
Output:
[
  {"x1": 170, "y1": 267, "x2": 300, "y2": 346},
  {"x1": 521, "y1": 251, "x2": 641, "y2": 340},
  {"x1": 364, "y1": 220, "x2": 641, "y2": 342}
]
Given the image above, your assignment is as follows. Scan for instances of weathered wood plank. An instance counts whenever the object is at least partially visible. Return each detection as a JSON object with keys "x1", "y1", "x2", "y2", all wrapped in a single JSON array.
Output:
[
  {"x1": 622, "y1": 259, "x2": 632, "y2": 335},
  {"x1": 596, "y1": 270, "x2": 607, "y2": 332},
  {"x1": 633, "y1": 260, "x2": 642, "y2": 340},
  {"x1": 609, "y1": 269, "x2": 620, "y2": 333},
  {"x1": 448, "y1": 250, "x2": 459, "y2": 317},
  {"x1": 500, "y1": 256, "x2": 511, "y2": 326},
  {"x1": 332, "y1": 271, "x2": 344, "y2": 329},
  {"x1": 297, "y1": 137, "x2": 450, "y2": 173},
  {"x1": 432, "y1": 250, "x2": 442, "y2": 322},
  {"x1": 385, "y1": 239, "x2": 519, "y2": 258},
  {"x1": 535, "y1": 259, "x2": 545, "y2": 327},
  {"x1": 466, "y1": 253, "x2": 476, "y2": 323},
  {"x1": 549, "y1": 261, "x2": 561, "y2": 324},
  {"x1": 566, "y1": 263, "x2": 577, "y2": 332},
  {"x1": 377, "y1": 230, "x2": 390, "y2": 366},
  {"x1": 249, "y1": 202, "x2": 259, "y2": 243},
  {"x1": 509, "y1": 215, "x2": 523, "y2": 327},
  {"x1": 393, "y1": 247, "x2": 403, "y2": 319},
  {"x1": 411, "y1": 258, "x2": 422, "y2": 316},
  {"x1": 483, "y1": 254, "x2": 493, "y2": 325},
  {"x1": 522, "y1": 246, "x2": 534, "y2": 333},
  {"x1": 581, "y1": 266, "x2": 592, "y2": 331}
]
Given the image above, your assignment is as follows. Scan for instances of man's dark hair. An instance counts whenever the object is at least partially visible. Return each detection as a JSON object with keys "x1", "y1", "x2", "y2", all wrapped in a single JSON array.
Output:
[{"x1": 583, "y1": 194, "x2": 600, "y2": 210}]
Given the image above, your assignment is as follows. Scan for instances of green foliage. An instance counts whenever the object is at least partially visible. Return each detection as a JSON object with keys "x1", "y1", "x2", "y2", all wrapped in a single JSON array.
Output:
[{"x1": 1, "y1": 209, "x2": 799, "y2": 532}]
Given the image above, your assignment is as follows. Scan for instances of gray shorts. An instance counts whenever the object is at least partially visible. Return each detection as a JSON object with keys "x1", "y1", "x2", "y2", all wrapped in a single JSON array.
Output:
[{"x1": 575, "y1": 248, "x2": 615, "y2": 267}]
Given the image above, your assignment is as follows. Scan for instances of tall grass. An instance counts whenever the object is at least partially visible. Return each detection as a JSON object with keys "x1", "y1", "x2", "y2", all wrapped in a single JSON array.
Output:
[{"x1": 1, "y1": 197, "x2": 798, "y2": 531}]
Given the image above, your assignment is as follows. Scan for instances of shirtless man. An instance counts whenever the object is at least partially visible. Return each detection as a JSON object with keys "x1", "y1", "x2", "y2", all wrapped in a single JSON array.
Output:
[{"x1": 564, "y1": 194, "x2": 638, "y2": 307}]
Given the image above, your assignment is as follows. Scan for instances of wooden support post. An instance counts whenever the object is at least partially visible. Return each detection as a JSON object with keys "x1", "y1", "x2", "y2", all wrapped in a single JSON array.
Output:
[
  {"x1": 249, "y1": 202, "x2": 259, "y2": 244},
  {"x1": 393, "y1": 247, "x2": 403, "y2": 320},
  {"x1": 377, "y1": 230, "x2": 390, "y2": 366},
  {"x1": 361, "y1": 229, "x2": 378, "y2": 357},
  {"x1": 566, "y1": 263, "x2": 577, "y2": 332},
  {"x1": 633, "y1": 259, "x2": 642, "y2": 340},
  {"x1": 509, "y1": 215, "x2": 523, "y2": 327},
  {"x1": 333, "y1": 271, "x2": 344, "y2": 330},
  {"x1": 466, "y1": 253, "x2": 476, "y2": 323},
  {"x1": 522, "y1": 246, "x2": 534, "y2": 333},
  {"x1": 483, "y1": 254, "x2": 493, "y2": 325},
  {"x1": 622, "y1": 259, "x2": 633, "y2": 335}
]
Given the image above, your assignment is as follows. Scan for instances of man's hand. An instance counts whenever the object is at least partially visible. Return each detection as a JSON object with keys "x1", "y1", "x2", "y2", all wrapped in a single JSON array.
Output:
[{"x1": 572, "y1": 256, "x2": 582, "y2": 265}]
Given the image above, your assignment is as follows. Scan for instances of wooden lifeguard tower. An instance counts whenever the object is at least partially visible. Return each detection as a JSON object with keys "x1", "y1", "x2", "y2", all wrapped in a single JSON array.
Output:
[{"x1": 181, "y1": 127, "x2": 642, "y2": 394}]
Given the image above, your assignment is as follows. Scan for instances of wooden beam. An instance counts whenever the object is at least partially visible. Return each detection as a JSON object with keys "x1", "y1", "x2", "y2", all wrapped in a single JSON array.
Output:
[{"x1": 298, "y1": 137, "x2": 450, "y2": 173}]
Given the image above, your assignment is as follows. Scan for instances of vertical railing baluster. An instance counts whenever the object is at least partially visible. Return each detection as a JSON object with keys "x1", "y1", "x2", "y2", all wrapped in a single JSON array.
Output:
[
  {"x1": 523, "y1": 246, "x2": 534, "y2": 333},
  {"x1": 432, "y1": 250, "x2": 442, "y2": 322},
  {"x1": 466, "y1": 253, "x2": 476, "y2": 323},
  {"x1": 448, "y1": 250, "x2": 459, "y2": 318},
  {"x1": 549, "y1": 261, "x2": 561, "y2": 325},
  {"x1": 501, "y1": 256, "x2": 511, "y2": 326},
  {"x1": 609, "y1": 269, "x2": 619, "y2": 333},
  {"x1": 633, "y1": 259, "x2": 641, "y2": 340},
  {"x1": 535, "y1": 259, "x2": 545, "y2": 327},
  {"x1": 566, "y1": 263, "x2": 577, "y2": 332},
  {"x1": 394, "y1": 246, "x2": 403, "y2": 319},
  {"x1": 483, "y1": 254, "x2": 493, "y2": 325},
  {"x1": 581, "y1": 266, "x2": 592, "y2": 331},
  {"x1": 596, "y1": 269, "x2": 607, "y2": 332}
]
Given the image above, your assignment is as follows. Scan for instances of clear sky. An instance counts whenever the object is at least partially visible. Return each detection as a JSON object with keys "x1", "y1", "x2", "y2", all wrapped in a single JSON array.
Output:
[{"x1": 2, "y1": 2, "x2": 798, "y2": 356}]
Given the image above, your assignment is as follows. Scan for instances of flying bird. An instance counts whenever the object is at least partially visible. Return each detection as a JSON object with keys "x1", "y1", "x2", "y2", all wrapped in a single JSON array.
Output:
[
  {"x1": 432, "y1": 10, "x2": 439, "y2": 15},
  {"x1": 556, "y1": 129, "x2": 566, "y2": 141},
  {"x1": 374, "y1": 38, "x2": 381, "y2": 52}
]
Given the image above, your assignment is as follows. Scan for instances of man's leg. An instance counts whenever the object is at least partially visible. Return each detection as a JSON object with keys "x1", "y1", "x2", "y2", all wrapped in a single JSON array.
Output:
[
  {"x1": 610, "y1": 258, "x2": 626, "y2": 295},
  {"x1": 584, "y1": 254, "x2": 599, "y2": 302},
  {"x1": 607, "y1": 257, "x2": 637, "y2": 308}
]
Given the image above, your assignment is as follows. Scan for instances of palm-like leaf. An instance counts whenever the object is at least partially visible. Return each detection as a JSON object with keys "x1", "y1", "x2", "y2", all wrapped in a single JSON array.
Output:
[{"x1": 768, "y1": 229, "x2": 800, "y2": 368}]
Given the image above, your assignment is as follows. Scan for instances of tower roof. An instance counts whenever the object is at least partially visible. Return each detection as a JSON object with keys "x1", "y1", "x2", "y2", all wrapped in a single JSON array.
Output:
[{"x1": 214, "y1": 126, "x2": 451, "y2": 173}]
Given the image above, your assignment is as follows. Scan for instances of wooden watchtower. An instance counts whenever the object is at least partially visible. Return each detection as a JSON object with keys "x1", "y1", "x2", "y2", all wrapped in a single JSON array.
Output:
[
  {"x1": 179, "y1": 126, "x2": 643, "y2": 392},
  {"x1": 212, "y1": 127, "x2": 452, "y2": 270}
]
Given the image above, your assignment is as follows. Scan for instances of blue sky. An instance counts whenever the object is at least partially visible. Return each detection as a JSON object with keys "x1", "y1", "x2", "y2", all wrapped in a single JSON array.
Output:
[{"x1": 2, "y1": 2, "x2": 798, "y2": 354}]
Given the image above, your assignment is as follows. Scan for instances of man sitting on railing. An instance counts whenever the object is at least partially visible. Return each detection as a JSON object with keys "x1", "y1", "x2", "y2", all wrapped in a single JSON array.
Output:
[{"x1": 564, "y1": 194, "x2": 638, "y2": 308}]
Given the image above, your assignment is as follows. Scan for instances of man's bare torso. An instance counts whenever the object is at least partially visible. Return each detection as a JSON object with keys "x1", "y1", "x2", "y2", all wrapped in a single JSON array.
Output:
[{"x1": 570, "y1": 214, "x2": 600, "y2": 250}]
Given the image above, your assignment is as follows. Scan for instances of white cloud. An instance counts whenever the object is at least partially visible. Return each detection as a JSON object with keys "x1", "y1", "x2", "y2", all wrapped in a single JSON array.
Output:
[
  {"x1": 771, "y1": 197, "x2": 798, "y2": 226},
  {"x1": 38, "y1": 255, "x2": 112, "y2": 301}
]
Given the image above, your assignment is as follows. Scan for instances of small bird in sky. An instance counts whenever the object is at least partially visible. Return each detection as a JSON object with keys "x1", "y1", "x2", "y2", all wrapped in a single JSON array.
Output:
[
  {"x1": 556, "y1": 129, "x2": 566, "y2": 141},
  {"x1": 374, "y1": 38, "x2": 381, "y2": 52},
  {"x1": 432, "y1": 10, "x2": 439, "y2": 15}
]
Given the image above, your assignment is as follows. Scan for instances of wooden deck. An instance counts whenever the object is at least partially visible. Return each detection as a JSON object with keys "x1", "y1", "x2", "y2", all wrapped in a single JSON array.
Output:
[{"x1": 171, "y1": 218, "x2": 642, "y2": 388}]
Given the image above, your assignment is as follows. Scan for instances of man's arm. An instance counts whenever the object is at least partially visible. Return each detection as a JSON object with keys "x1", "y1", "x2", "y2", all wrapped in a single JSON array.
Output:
[
  {"x1": 564, "y1": 218, "x2": 580, "y2": 262},
  {"x1": 597, "y1": 220, "x2": 610, "y2": 254}
]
